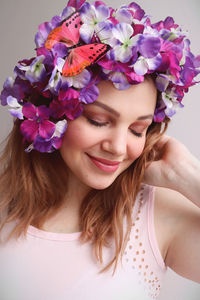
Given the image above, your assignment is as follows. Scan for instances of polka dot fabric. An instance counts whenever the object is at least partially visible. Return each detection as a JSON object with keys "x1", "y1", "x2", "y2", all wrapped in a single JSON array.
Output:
[{"x1": 122, "y1": 184, "x2": 167, "y2": 299}]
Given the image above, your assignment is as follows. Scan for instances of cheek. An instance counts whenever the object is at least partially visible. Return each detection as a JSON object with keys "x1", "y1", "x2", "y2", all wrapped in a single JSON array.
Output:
[
  {"x1": 60, "y1": 119, "x2": 97, "y2": 152},
  {"x1": 127, "y1": 138, "x2": 146, "y2": 161}
]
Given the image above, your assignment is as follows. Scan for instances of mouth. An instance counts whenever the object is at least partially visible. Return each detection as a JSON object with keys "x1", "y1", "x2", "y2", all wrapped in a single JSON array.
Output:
[{"x1": 86, "y1": 154, "x2": 121, "y2": 173}]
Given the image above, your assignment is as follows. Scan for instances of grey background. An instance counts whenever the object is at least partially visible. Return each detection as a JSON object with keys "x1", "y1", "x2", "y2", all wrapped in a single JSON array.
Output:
[{"x1": 0, "y1": 0, "x2": 200, "y2": 299}]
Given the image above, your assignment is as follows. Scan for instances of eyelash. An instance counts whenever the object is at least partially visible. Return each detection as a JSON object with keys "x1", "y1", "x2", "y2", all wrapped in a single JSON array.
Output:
[{"x1": 86, "y1": 118, "x2": 143, "y2": 138}]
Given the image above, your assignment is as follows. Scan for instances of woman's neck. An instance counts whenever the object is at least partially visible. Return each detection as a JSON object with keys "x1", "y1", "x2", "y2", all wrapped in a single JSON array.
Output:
[{"x1": 40, "y1": 171, "x2": 91, "y2": 234}]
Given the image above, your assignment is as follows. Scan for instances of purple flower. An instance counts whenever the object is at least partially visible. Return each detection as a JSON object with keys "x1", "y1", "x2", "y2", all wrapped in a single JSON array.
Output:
[
  {"x1": 35, "y1": 22, "x2": 55, "y2": 48},
  {"x1": 156, "y1": 74, "x2": 171, "y2": 92},
  {"x1": 46, "y1": 57, "x2": 65, "y2": 94},
  {"x1": 64, "y1": 69, "x2": 91, "y2": 89},
  {"x1": 132, "y1": 54, "x2": 162, "y2": 76},
  {"x1": 79, "y1": 84, "x2": 99, "y2": 104},
  {"x1": 0, "y1": 75, "x2": 32, "y2": 106},
  {"x1": 128, "y1": 2, "x2": 145, "y2": 21},
  {"x1": 115, "y1": 7, "x2": 133, "y2": 24},
  {"x1": 7, "y1": 96, "x2": 24, "y2": 120},
  {"x1": 26, "y1": 119, "x2": 67, "y2": 153},
  {"x1": 108, "y1": 71, "x2": 130, "y2": 90},
  {"x1": 152, "y1": 17, "x2": 178, "y2": 32},
  {"x1": 0, "y1": 77, "x2": 16, "y2": 106},
  {"x1": 18, "y1": 56, "x2": 47, "y2": 84},
  {"x1": 80, "y1": 2, "x2": 110, "y2": 43},
  {"x1": 138, "y1": 36, "x2": 161, "y2": 58},
  {"x1": 161, "y1": 89, "x2": 184, "y2": 118},
  {"x1": 50, "y1": 98, "x2": 83, "y2": 120},
  {"x1": 67, "y1": 0, "x2": 86, "y2": 10},
  {"x1": 20, "y1": 103, "x2": 56, "y2": 142},
  {"x1": 58, "y1": 88, "x2": 80, "y2": 101},
  {"x1": 112, "y1": 23, "x2": 137, "y2": 63},
  {"x1": 95, "y1": 21, "x2": 114, "y2": 44},
  {"x1": 35, "y1": 14, "x2": 64, "y2": 49}
]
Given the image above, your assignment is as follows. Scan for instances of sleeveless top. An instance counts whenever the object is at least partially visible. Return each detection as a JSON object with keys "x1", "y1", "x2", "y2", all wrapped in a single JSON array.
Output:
[{"x1": 0, "y1": 184, "x2": 167, "y2": 300}]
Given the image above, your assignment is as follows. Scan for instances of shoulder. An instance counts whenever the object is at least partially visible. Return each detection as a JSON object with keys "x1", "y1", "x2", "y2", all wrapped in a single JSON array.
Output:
[
  {"x1": 154, "y1": 186, "x2": 200, "y2": 222},
  {"x1": 153, "y1": 186, "x2": 200, "y2": 265}
]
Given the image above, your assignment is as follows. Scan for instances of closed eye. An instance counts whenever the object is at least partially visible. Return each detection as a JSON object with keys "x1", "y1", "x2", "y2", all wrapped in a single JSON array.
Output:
[
  {"x1": 86, "y1": 118, "x2": 108, "y2": 127},
  {"x1": 130, "y1": 129, "x2": 143, "y2": 137},
  {"x1": 87, "y1": 117, "x2": 146, "y2": 137}
]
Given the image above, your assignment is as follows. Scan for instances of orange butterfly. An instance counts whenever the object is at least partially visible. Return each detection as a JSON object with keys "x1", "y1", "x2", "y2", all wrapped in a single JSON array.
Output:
[{"x1": 45, "y1": 11, "x2": 110, "y2": 77}]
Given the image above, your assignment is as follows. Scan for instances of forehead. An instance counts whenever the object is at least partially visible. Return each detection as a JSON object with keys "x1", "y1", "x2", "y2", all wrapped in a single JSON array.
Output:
[{"x1": 94, "y1": 78, "x2": 157, "y2": 117}]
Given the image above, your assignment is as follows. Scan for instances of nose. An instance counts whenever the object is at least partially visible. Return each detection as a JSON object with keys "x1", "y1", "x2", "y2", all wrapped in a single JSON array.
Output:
[{"x1": 101, "y1": 127, "x2": 127, "y2": 157}]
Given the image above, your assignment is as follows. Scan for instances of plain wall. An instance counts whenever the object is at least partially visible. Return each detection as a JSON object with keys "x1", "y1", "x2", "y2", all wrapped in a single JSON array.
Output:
[{"x1": 0, "y1": 0, "x2": 200, "y2": 299}]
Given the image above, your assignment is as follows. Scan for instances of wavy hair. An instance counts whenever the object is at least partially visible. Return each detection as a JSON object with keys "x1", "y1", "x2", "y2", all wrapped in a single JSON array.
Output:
[{"x1": 0, "y1": 93, "x2": 170, "y2": 274}]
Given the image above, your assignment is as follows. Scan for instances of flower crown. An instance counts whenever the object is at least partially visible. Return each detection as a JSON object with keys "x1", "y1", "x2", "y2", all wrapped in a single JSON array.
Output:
[{"x1": 1, "y1": 0, "x2": 200, "y2": 153}]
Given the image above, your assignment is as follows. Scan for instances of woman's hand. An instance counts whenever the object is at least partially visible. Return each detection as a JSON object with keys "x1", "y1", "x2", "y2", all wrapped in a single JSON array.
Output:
[{"x1": 143, "y1": 135, "x2": 200, "y2": 205}]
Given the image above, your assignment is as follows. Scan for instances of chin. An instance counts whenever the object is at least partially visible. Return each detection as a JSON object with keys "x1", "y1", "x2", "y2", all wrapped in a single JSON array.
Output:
[
  {"x1": 88, "y1": 181, "x2": 114, "y2": 190},
  {"x1": 79, "y1": 171, "x2": 122, "y2": 190}
]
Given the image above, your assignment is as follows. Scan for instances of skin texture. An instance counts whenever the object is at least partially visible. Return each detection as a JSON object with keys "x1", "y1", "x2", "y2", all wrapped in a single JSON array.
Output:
[
  {"x1": 144, "y1": 135, "x2": 200, "y2": 283},
  {"x1": 60, "y1": 78, "x2": 156, "y2": 190},
  {"x1": 43, "y1": 77, "x2": 156, "y2": 235}
]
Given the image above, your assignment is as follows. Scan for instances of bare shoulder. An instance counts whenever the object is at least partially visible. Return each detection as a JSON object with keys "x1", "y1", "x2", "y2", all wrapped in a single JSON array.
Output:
[{"x1": 153, "y1": 186, "x2": 200, "y2": 266}]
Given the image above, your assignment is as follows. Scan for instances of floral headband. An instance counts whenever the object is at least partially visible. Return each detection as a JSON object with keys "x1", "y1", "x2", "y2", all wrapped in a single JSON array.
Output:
[{"x1": 1, "y1": 0, "x2": 200, "y2": 153}]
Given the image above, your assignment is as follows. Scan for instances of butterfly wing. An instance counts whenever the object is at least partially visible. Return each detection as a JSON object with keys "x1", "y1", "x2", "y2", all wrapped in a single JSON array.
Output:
[
  {"x1": 45, "y1": 11, "x2": 82, "y2": 50},
  {"x1": 62, "y1": 43, "x2": 110, "y2": 77}
]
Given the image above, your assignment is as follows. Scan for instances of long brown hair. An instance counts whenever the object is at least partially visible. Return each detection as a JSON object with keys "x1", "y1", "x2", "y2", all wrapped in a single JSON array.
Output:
[{"x1": 0, "y1": 102, "x2": 170, "y2": 275}]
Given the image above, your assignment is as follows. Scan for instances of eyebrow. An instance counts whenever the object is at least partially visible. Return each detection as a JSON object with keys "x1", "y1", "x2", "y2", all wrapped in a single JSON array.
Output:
[
  {"x1": 93, "y1": 101, "x2": 120, "y2": 117},
  {"x1": 92, "y1": 101, "x2": 153, "y2": 121}
]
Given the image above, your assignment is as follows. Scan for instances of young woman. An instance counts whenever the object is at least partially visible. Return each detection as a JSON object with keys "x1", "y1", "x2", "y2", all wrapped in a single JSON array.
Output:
[{"x1": 0, "y1": 1, "x2": 200, "y2": 299}]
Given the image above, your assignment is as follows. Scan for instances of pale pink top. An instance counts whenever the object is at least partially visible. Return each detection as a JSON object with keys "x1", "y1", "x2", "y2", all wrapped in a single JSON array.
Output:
[{"x1": 0, "y1": 184, "x2": 167, "y2": 300}]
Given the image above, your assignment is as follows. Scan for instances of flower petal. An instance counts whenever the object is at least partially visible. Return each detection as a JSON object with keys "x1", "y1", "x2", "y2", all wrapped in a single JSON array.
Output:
[
  {"x1": 128, "y1": 72, "x2": 144, "y2": 83},
  {"x1": 22, "y1": 103, "x2": 37, "y2": 119},
  {"x1": 51, "y1": 137, "x2": 63, "y2": 150},
  {"x1": 80, "y1": 3, "x2": 96, "y2": 24},
  {"x1": 20, "y1": 120, "x2": 38, "y2": 142},
  {"x1": 138, "y1": 36, "x2": 161, "y2": 58},
  {"x1": 64, "y1": 99, "x2": 84, "y2": 120},
  {"x1": 146, "y1": 54, "x2": 162, "y2": 71},
  {"x1": 95, "y1": 22, "x2": 114, "y2": 44},
  {"x1": 66, "y1": 0, "x2": 85, "y2": 10},
  {"x1": 79, "y1": 84, "x2": 99, "y2": 104},
  {"x1": 95, "y1": 5, "x2": 110, "y2": 21},
  {"x1": 109, "y1": 71, "x2": 130, "y2": 90},
  {"x1": 79, "y1": 23, "x2": 95, "y2": 44},
  {"x1": 9, "y1": 108, "x2": 24, "y2": 120},
  {"x1": 35, "y1": 32, "x2": 44, "y2": 48},
  {"x1": 61, "y1": 6, "x2": 75, "y2": 19},
  {"x1": 37, "y1": 105, "x2": 51, "y2": 120},
  {"x1": 39, "y1": 120, "x2": 56, "y2": 139},
  {"x1": 113, "y1": 23, "x2": 133, "y2": 43},
  {"x1": 53, "y1": 120, "x2": 67, "y2": 138},
  {"x1": 128, "y1": 2, "x2": 145, "y2": 21},
  {"x1": 52, "y1": 43, "x2": 68, "y2": 58},
  {"x1": 156, "y1": 75, "x2": 170, "y2": 92},
  {"x1": 58, "y1": 88, "x2": 80, "y2": 101},
  {"x1": 116, "y1": 8, "x2": 132, "y2": 24},
  {"x1": 33, "y1": 137, "x2": 54, "y2": 153},
  {"x1": 113, "y1": 44, "x2": 133, "y2": 63},
  {"x1": 133, "y1": 57, "x2": 148, "y2": 75},
  {"x1": 37, "y1": 22, "x2": 53, "y2": 42},
  {"x1": 7, "y1": 95, "x2": 20, "y2": 108},
  {"x1": 72, "y1": 69, "x2": 91, "y2": 89}
]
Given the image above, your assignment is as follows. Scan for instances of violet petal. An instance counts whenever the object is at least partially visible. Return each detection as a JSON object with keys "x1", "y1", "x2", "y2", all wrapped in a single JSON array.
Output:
[
  {"x1": 20, "y1": 120, "x2": 38, "y2": 142},
  {"x1": 138, "y1": 36, "x2": 161, "y2": 58},
  {"x1": 39, "y1": 120, "x2": 56, "y2": 139},
  {"x1": 79, "y1": 84, "x2": 99, "y2": 104}
]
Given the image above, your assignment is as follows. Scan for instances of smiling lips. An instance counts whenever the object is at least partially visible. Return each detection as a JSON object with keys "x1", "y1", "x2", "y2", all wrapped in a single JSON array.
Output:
[{"x1": 86, "y1": 154, "x2": 121, "y2": 173}]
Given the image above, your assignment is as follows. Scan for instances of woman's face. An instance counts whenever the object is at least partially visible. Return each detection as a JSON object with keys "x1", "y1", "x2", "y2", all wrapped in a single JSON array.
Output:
[{"x1": 60, "y1": 78, "x2": 157, "y2": 190}]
